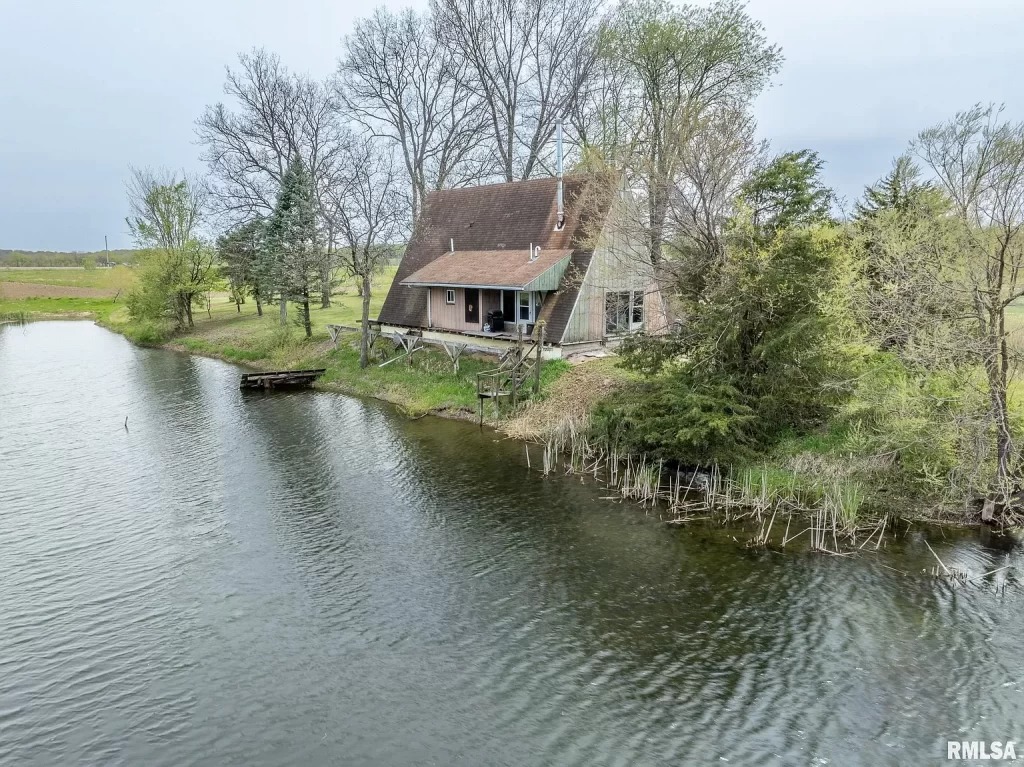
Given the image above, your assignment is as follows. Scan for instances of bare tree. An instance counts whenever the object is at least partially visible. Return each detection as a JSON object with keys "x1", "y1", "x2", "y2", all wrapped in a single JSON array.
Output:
[
  {"x1": 338, "y1": 8, "x2": 490, "y2": 221},
  {"x1": 666, "y1": 105, "x2": 762, "y2": 279},
  {"x1": 914, "y1": 104, "x2": 1024, "y2": 514},
  {"x1": 197, "y1": 50, "x2": 302, "y2": 219},
  {"x1": 431, "y1": 0, "x2": 601, "y2": 182},
  {"x1": 197, "y1": 49, "x2": 344, "y2": 307},
  {"x1": 599, "y1": 0, "x2": 782, "y2": 266},
  {"x1": 325, "y1": 138, "x2": 410, "y2": 368}
]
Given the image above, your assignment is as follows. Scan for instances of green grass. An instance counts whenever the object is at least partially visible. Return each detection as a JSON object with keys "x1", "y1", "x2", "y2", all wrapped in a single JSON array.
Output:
[
  {"x1": 0, "y1": 266, "x2": 137, "y2": 291},
  {"x1": 0, "y1": 265, "x2": 393, "y2": 326},
  {"x1": 0, "y1": 296, "x2": 125, "y2": 320},
  {"x1": 10, "y1": 262, "x2": 570, "y2": 418},
  {"x1": 159, "y1": 314, "x2": 562, "y2": 417},
  {"x1": 100, "y1": 265, "x2": 570, "y2": 417}
]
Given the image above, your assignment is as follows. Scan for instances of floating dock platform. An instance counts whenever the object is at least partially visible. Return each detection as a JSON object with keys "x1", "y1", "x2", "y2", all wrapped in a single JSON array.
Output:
[{"x1": 239, "y1": 369, "x2": 326, "y2": 390}]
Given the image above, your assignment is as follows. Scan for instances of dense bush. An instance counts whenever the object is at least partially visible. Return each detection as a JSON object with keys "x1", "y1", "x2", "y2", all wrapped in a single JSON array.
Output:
[{"x1": 603, "y1": 223, "x2": 856, "y2": 466}]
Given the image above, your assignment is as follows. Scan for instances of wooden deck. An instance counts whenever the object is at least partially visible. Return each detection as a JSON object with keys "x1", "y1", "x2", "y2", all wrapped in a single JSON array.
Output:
[{"x1": 239, "y1": 369, "x2": 326, "y2": 390}]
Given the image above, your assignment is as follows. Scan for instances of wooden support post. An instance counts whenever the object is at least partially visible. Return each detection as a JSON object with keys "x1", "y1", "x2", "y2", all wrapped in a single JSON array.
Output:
[
  {"x1": 534, "y1": 323, "x2": 544, "y2": 394},
  {"x1": 406, "y1": 336, "x2": 421, "y2": 365},
  {"x1": 441, "y1": 341, "x2": 466, "y2": 373}
]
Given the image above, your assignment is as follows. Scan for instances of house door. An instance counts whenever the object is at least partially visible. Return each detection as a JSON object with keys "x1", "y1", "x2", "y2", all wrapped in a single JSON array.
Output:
[
  {"x1": 464, "y1": 288, "x2": 480, "y2": 325},
  {"x1": 502, "y1": 290, "x2": 515, "y2": 321}
]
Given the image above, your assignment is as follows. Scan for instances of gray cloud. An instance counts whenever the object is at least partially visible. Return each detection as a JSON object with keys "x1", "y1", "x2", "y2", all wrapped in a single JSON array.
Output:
[{"x1": 1, "y1": 0, "x2": 1020, "y2": 250}]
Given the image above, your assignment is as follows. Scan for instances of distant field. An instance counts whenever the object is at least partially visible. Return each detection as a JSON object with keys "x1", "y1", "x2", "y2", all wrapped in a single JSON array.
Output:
[
  {"x1": 0, "y1": 266, "x2": 137, "y2": 295},
  {"x1": 1007, "y1": 301, "x2": 1024, "y2": 352},
  {"x1": 0, "y1": 264, "x2": 400, "y2": 326}
]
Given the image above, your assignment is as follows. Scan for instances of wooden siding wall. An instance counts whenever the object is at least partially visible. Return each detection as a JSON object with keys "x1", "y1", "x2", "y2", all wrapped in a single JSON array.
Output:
[
  {"x1": 560, "y1": 193, "x2": 655, "y2": 344},
  {"x1": 428, "y1": 287, "x2": 503, "y2": 332}
]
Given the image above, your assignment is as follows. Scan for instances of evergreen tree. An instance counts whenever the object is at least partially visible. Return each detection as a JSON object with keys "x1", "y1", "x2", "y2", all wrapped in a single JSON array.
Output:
[
  {"x1": 740, "y1": 149, "x2": 834, "y2": 235},
  {"x1": 609, "y1": 153, "x2": 853, "y2": 464},
  {"x1": 216, "y1": 218, "x2": 269, "y2": 316},
  {"x1": 267, "y1": 158, "x2": 319, "y2": 338},
  {"x1": 853, "y1": 155, "x2": 965, "y2": 360},
  {"x1": 854, "y1": 154, "x2": 945, "y2": 220}
]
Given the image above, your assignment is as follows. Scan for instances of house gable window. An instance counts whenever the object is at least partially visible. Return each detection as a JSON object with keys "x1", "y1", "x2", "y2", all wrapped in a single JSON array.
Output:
[
  {"x1": 445, "y1": 289, "x2": 456, "y2": 305},
  {"x1": 605, "y1": 290, "x2": 644, "y2": 335}
]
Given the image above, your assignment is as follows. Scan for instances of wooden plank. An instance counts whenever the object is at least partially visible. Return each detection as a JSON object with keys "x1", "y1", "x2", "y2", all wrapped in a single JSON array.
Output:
[{"x1": 239, "y1": 368, "x2": 326, "y2": 390}]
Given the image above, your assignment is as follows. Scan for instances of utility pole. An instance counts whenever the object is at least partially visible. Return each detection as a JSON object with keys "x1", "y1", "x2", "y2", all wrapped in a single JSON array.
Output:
[{"x1": 104, "y1": 235, "x2": 109, "y2": 267}]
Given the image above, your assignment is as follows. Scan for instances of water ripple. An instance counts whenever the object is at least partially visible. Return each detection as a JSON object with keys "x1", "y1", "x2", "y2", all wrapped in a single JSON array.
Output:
[{"x1": 1, "y1": 322, "x2": 1023, "y2": 766}]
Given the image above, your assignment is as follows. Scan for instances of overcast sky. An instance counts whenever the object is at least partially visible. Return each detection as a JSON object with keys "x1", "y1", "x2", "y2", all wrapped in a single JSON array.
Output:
[{"x1": 1, "y1": 0, "x2": 1021, "y2": 251}]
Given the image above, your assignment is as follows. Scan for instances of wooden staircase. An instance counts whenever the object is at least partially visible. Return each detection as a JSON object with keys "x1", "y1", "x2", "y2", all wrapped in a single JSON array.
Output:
[{"x1": 476, "y1": 325, "x2": 545, "y2": 422}]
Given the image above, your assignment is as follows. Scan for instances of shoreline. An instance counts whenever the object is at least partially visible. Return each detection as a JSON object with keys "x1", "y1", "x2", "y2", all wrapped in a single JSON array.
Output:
[
  {"x1": 159, "y1": 334, "x2": 485, "y2": 424},
  {"x1": 6, "y1": 312, "x2": 1004, "y2": 537}
]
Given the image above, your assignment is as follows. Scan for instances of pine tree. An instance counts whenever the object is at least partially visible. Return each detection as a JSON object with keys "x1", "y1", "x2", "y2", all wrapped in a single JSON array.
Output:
[
  {"x1": 854, "y1": 154, "x2": 961, "y2": 358},
  {"x1": 740, "y1": 150, "x2": 835, "y2": 235},
  {"x1": 854, "y1": 154, "x2": 945, "y2": 220},
  {"x1": 216, "y1": 218, "x2": 268, "y2": 316},
  {"x1": 267, "y1": 158, "x2": 319, "y2": 338}
]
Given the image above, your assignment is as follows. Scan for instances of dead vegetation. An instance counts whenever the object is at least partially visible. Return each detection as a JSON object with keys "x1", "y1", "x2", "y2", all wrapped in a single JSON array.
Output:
[{"x1": 503, "y1": 357, "x2": 632, "y2": 442}]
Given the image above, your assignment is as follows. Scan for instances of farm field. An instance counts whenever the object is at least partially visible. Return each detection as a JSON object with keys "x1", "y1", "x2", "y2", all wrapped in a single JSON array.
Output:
[{"x1": 0, "y1": 265, "x2": 398, "y2": 326}]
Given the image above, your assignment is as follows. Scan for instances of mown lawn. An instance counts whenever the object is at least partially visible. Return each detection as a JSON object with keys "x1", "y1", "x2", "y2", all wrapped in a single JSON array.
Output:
[{"x1": 196, "y1": 265, "x2": 398, "y2": 329}]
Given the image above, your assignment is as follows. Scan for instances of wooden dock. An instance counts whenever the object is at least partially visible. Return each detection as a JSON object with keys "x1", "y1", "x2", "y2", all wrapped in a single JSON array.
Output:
[{"x1": 239, "y1": 369, "x2": 326, "y2": 390}]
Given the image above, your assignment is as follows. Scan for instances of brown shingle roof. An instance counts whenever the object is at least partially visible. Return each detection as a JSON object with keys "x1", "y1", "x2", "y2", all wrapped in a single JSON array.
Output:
[
  {"x1": 537, "y1": 251, "x2": 592, "y2": 343},
  {"x1": 378, "y1": 176, "x2": 596, "y2": 329},
  {"x1": 400, "y1": 248, "x2": 572, "y2": 290}
]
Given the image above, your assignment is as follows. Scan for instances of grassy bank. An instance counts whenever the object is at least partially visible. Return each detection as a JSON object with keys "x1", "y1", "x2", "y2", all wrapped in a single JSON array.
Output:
[
  {"x1": 95, "y1": 266, "x2": 564, "y2": 417},
  {"x1": 2, "y1": 262, "x2": 570, "y2": 418},
  {"x1": 7, "y1": 262, "x2": 1007, "y2": 531},
  {"x1": 506, "y1": 356, "x2": 1009, "y2": 531}
]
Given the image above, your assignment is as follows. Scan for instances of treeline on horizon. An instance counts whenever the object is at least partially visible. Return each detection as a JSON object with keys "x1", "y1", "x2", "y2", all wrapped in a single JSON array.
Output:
[
  {"x1": 0, "y1": 249, "x2": 141, "y2": 267},
  {"x1": 122, "y1": 0, "x2": 1024, "y2": 522}
]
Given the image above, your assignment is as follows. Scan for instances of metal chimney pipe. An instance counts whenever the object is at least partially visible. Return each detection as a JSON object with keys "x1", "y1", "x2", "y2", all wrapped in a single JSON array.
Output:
[{"x1": 555, "y1": 118, "x2": 564, "y2": 229}]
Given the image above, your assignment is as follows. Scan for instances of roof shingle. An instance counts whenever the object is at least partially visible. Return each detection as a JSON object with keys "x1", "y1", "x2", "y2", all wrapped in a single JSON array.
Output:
[{"x1": 400, "y1": 248, "x2": 572, "y2": 290}]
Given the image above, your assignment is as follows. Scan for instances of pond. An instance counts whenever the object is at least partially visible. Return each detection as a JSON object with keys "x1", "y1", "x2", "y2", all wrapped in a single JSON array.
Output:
[{"x1": 1, "y1": 321, "x2": 1021, "y2": 765}]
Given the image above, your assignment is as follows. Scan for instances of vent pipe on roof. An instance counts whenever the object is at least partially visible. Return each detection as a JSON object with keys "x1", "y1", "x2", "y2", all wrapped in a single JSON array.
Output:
[
  {"x1": 555, "y1": 118, "x2": 565, "y2": 231},
  {"x1": 530, "y1": 245, "x2": 540, "y2": 262},
  {"x1": 450, "y1": 238, "x2": 454, "y2": 252}
]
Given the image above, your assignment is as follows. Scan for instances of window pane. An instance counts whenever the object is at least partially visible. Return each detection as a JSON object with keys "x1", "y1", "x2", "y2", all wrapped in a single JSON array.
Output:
[
  {"x1": 606, "y1": 291, "x2": 631, "y2": 333},
  {"x1": 631, "y1": 291, "x2": 643, "y2": 324},
  {"x1": 518, "y1": 292, "x2": 531, "y2": 321}
]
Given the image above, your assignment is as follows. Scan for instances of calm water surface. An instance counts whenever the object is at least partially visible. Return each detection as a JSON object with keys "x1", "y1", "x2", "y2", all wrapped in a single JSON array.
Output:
[{"x1": 1, "y1": 321, "x2": 1022, "y2": 766}]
